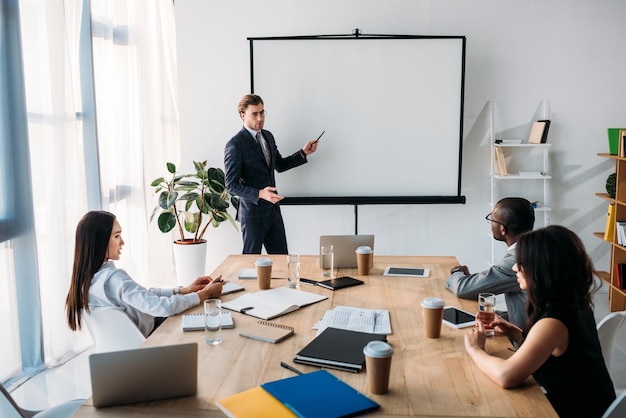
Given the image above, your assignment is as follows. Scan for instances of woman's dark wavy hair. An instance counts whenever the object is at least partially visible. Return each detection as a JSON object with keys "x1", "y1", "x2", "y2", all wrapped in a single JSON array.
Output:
[
  {"x1": 516, "y1": 225, "x2": 598, "y2": 330},
  {"x1": 65, "y1": 211, "x2": 116, "y2": 331}
]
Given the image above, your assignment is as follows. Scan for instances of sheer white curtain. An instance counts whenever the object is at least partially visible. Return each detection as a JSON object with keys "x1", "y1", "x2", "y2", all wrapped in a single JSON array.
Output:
[
  {"x1": 19, "y1": 0, "x2": 92, "y2": 365},
  {"x1": 90, "y1": 0, "x2": 180, "y2": 289},
  {"x1": 3, "y1": 0, "x2": 181, "y2": 376}
]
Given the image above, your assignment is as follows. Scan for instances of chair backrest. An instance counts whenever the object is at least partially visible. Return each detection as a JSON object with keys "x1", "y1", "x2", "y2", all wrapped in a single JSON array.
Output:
[
  {"x1": 0, "y1": 383, "x2": 28, "y2": 418},
  {"x1": 597, "y1": 310, "x2": 626, "y2": 371},
  {"x1": 603, "y1": 388, "x2": 626, "y2": 418},
  {"x1": 1, "y1": 382, "x2": 84, "y2": 418},
  {"x1": 82, "y1": 308, "x2": 146, "y2": 353}
]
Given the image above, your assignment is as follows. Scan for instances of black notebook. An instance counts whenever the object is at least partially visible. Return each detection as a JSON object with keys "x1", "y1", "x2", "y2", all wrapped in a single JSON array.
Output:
[
  {"x1": 294, "y1": 327, "x2": 386, "y2": 373},
  {"x1": 317, "y1": 276, "x2": 364, "y2": 291}
]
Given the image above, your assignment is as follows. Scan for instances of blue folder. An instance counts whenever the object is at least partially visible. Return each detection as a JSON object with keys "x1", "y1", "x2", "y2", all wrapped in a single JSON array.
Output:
[{"x1": 261, "y1": 370, "x2": 380, "y2": 418}]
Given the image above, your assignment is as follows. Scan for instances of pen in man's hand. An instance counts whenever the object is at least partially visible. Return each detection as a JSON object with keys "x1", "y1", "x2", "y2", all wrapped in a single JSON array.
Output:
[
  {"x1": 313, "y1": 130, "x2": 325, "y2": 143},
  {"x1": 280, "y1": 361, "x2": 304, "y2": 375}
]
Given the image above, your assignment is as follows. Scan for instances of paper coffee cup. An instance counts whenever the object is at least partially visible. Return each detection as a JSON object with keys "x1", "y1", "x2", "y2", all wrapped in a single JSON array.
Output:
[
  {"x1": 255, "y1": 257, "x2": 272, "y2": 290},
  {"x1": 355, "y1": 246, "x2": 373, "y2": 275},
  {"x1": 421, "y1": 297, "x2": 445, "y2": 338},
  {"x1": 363, "y1": 340, "x2": 393, "y2": 394}
]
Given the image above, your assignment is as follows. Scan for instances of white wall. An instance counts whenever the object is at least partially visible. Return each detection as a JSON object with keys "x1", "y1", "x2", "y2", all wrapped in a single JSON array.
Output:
[{"x1": 175, "y1": 0, "x2": 626, "y2": 274}]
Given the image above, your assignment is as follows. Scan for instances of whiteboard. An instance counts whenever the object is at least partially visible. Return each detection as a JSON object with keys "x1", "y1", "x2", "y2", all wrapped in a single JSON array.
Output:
[{"x1": 250, "y1": 35, "x2": 466, "y2": 204}]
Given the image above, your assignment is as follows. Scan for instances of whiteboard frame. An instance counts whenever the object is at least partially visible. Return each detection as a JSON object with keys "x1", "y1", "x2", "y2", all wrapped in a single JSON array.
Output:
[{"x1": 248, "y1": 33, "x2": 466, "y2": 205}]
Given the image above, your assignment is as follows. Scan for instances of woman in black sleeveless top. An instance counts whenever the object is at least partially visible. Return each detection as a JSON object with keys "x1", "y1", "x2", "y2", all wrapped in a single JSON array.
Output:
[{"x1": 464, "y1": 225, "x2": 615, "y2": 417}]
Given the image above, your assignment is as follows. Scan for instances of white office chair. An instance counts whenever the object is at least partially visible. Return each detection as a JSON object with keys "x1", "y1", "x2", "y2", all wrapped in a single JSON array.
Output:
[
  {"x1": 1, "y1": 382, "x2": 84, "y2": 418},
  {"x1": 602, "y1": 388, "x2": 626, "y2": 418},
  {"x1": 82, "y1": 308, "x2": 146, "y2": 353},
  {"x1": 597, "y1": 310, "x2": 626, "y2": 372}
]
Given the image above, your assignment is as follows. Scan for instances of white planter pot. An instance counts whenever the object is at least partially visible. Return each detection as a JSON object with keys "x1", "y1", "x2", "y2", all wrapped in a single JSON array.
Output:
[{"x1": 172, "y1": 239, "x2": 207, "y2": 286}]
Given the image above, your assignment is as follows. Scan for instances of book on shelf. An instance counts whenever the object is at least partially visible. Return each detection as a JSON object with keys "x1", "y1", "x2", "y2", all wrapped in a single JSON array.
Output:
[
  {"x1": 615, "y1": 264, "x2": 625, "y2": 289},
  {"x1": 181, "y1": 311, "x2": 234, "y2": 331},
  {"x1": 528, "y1": 120, "x2": 551, "y2": 144},
  {"x1": 239, "y1": 320, "x2": 294, "y2": 343},
  {"x1": 605, "y1": 204, "x2": 616, "y2": 242},
  {"x1": 293, "y1": 327, "x2": 387, "y2": 373},
  {"x1": 617, "y1": 221, "x2": 626, "y2": 246},
  {"x1": 215, "y1": 370, "x2": 380, "y2": 418},
  {"x1": 495, "y1": 147, "x2": 508, "y2": 176},
  {"x1": 261, "y1": 370, "x2": 380, "y2": 417},
  {"x1": 221, "y1": 287, "x2": 327, "y2": 320},
  {"x1": 620, "y1": 130, "x2": 626, "y2": 158}
]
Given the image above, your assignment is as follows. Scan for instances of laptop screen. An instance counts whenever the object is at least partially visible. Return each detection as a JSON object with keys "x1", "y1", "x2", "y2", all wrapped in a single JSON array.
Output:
[
  {"x1": 319, "y1": 235, "x2": 375, "y2": 268},
  {"x1": 90, "y1": 343, "x2": 197, "y2": 408}
]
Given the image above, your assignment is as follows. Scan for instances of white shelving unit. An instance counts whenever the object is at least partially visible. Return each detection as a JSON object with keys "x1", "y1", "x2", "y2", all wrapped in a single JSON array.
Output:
[{"x1": 488, "y1": 100, "x2": 552, "y2": 263}]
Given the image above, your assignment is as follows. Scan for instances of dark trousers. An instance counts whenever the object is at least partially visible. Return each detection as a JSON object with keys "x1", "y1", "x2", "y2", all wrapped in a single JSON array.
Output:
[{"x1": 241, "y1": 206, "x2": 288, "y2": 254}]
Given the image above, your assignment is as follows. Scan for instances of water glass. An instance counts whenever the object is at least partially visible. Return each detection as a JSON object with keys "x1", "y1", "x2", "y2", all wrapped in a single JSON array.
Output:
[
  {"x1": 204, "y1": 299, "x2": 222, "y2": 345},
  {"x1": 321, "y1": 245, "x2": 334, "y2": 277},
  {"x1": 478, "y1": 293, "x2": 496, "y2": 337},
  {"x1": 287, "y1": 254, "x2": 300, "y2": 288}
]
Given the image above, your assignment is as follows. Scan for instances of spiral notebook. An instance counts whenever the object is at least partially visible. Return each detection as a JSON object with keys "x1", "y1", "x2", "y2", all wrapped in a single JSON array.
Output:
[
  {"x1": 239, "y1": 320, "x2": 294, "y2": 343},
  {"x1": 181, "y1": 312, "x2": 234, "y2": 331}
]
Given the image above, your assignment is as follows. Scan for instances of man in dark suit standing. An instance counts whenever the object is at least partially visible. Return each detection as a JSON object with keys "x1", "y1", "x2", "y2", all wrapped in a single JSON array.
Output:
[{"x1": 224, "y1": 94, "x2": 318, "y2": 254}]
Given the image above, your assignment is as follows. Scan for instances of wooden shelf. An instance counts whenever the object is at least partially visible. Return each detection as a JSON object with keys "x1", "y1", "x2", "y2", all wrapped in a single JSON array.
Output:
[{"x1": 595, "y1": 153, "x2": 626, "y2": 312}]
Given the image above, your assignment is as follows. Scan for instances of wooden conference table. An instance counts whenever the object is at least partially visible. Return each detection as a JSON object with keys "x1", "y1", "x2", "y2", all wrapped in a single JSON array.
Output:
[{"x1": 73, "y1": 255, "x2": 556, "y2": 418}]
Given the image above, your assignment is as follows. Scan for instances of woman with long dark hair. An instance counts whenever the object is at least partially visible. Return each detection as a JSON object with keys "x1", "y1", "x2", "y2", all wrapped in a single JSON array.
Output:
[
  {"x1": 66, "y1": 211, "x2": 223, "y2": 337},
  {"x1": 465, "y1": 225, "x2": 615, "y2": 417}
]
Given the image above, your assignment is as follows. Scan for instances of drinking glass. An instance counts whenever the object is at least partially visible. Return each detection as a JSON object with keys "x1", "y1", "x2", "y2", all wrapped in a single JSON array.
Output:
[
  {"x1": 321, "y1": 245, "x2": 334, "y2": 277},
  {"x1": 204, "y1": 299, "x2": 222, "y2": 345},
  {"x1": 478, "y1": 293, "x2": 496, "y2": 337},
  {"x1": 287, "y1": 254, "x2": 300, "y2": 288}
]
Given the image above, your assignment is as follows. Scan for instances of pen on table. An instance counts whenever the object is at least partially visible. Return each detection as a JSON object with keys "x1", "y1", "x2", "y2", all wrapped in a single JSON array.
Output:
[
  {"x1": 313, "y1": 130, "x2": 325, "y2": 143},
  {"x1": 280, "y1": 361, "x2": 304, "y2": 375}
]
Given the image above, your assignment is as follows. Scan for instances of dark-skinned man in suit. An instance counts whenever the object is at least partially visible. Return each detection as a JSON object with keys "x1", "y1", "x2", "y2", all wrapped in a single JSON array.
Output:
[{"x1": 224, "y1": 94, "x2": 318, "y2": 254}]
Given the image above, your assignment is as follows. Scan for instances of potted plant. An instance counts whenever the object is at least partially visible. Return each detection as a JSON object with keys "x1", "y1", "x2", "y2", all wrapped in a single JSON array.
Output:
[{"x1": 150, "y1": 160, "x2": 239, "y2": 285}]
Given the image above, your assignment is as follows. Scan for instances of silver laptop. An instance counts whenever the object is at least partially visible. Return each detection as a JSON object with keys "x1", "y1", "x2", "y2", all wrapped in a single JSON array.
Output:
[
  {"x1": 90, "y1": 343, "x2": 197, "y2": 408},
  {"x1": 319, "y1": 235, "x2": 375, "y2": 268}
]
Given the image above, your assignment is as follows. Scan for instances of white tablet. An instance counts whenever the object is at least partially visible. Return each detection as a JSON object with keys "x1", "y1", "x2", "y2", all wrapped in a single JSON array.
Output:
[
  {"x1": 442, "y1": 306, "x2": 476, "y2": 329},
  {"x1": 383, "y1": 266, "x2": 430, "y2": 278}
]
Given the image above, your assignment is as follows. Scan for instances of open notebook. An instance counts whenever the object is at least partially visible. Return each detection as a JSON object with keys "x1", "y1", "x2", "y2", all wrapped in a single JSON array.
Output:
[{"x1": 222, "y1": 287, "x2": 327, "y2": 320}]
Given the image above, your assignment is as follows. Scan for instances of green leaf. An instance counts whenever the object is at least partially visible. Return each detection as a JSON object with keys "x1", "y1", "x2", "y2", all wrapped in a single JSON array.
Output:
[
  {"x1": 150, "y1": 177, "x2": 165, "y2": 187},
  {"x1": 158, "y1": 191, "x2": 177, "y2": 209},
  {"x1": 157, "y1": 212, "x2": 177, "y2": 233},
  {"x1": 166, "y1": 162, "x2": 176, "y2": 174},
  {"x1": 183, "y1": 212, "x2": 198, "y2": 233}
]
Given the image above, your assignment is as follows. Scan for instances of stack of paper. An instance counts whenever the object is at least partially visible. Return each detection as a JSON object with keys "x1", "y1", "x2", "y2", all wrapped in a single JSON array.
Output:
[{"x1": 313, "y1": 305, "x2": 391, "y2": 336}]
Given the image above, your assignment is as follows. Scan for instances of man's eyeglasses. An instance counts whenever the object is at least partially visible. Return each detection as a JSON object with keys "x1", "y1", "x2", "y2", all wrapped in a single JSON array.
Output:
[{"x1": 485, "y1": 212, "x2": 507, "y2": 230}]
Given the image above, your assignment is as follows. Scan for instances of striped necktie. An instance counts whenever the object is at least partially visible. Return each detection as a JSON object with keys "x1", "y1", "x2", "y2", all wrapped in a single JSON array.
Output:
[{"x1": 256, "y1": 131, "x2": 271, "y2": 166}]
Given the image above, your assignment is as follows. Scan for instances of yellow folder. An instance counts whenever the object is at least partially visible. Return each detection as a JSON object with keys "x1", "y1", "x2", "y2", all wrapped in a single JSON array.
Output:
[
  {"x1": 605, "y1": 203, "x2": 616, "y2": 242},
  {"x1": 215, "y1": 386, "x2": 296, "y2": 418}
]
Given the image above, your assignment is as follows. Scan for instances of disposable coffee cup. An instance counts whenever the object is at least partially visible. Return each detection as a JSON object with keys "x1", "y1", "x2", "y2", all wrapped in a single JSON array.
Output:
[
  {"x1": 255, "y1": 257, "x2": 272, "y2": 290},
  {"x1": 421, "y1": 297, "x2": 445, "y2": 338},
  {"x1": 363, "y1": 340, "x2": 393, "y2": 394},
  {"x1": 356, "y1": 246, "x2": 373, "y2": 275}
]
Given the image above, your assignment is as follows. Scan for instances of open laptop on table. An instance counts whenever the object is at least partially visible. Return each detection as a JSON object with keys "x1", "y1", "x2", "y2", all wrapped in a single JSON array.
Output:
[
  {"x1": 319, "y1": 235, "x2": 375, "y2": 268},
  {"x1": 89, "y1": 342, "x2": 197, "y2": 408}
]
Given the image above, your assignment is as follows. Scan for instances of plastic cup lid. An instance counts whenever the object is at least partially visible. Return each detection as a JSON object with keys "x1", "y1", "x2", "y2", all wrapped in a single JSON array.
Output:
[
  {"x1": 363, "y1": 340, "x2": 393, "y2": 358},
  {"x1": 421, "y1": 297, "x2": 445, "y2": 308},
  {"x1": 355, "y1": 246, "x2": 372, "y2": 254},
  {"x1": 255, "y1": 257, "x2": 272, "y2": 267}
]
